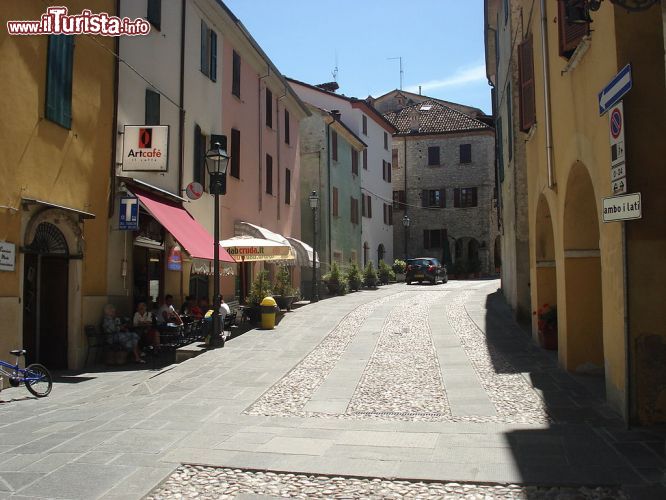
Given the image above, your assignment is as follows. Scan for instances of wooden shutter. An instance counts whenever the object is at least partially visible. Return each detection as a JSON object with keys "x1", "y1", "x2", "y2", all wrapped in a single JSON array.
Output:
[
  {"x1": 147, "y1": 0, "x2": 161, "y2": 30},
  {"x1": 230, "y1": 128, "x2": 240, "y2": 178},
  {"x1": 387, "y1": 163, "x2": 392, "y2": 183},
  {"x1": 265, "y1": 154, "x2": 273, "y2": 194},
  {"x1": 362, "y1": 194, "x2": 366, "y2": 217},
  {"x1": 439, "y1": 189, "x2": 445, "y2": 208},
  {"x1": 460, "y1": 144, "x2": 472, "y2": 164},
  {"x1": 210, "y1": 30, "x2": 217, "y2": 81},
  {"x1": 285, "y1": 110, "x2": 290, "y2": 144},
  {"x1": 45, "y1": 35, "x2": 74, "y2": 129},
  {"x1": 352, "y1": 150, "x2": 358, "y2": 175},
  {"x1": 558, "y1": 0, "x2": 589, "y2": 57},
  {"x1": 518, "y1": 34, "x2": 536, "y2": 131},
  {"x1": 472, "y1": 187, "x2": 478, "y2": 207},
  {"x1": 367, "y1": 195, "x2": 372, "y2": 218},
  {"x1": 265, "y1": 88, "x2": 272, "y2": 128},
  {"x1": 423, "y1": 230, "x2": 431, "y2": 249},
  {"x1": 388, "y1": 205, "x2": 393, "y2": 225},
  {"x1": 363, "y1": 149, "x2": 367, "y2": 169},
  {"x1": 422, "y1": 190, "x2": 428, "y2": 207},
  {"x1": 381, "y1": 160, "x2": 386, "y2": 180},
  {"x1": 200, "y1": 21, "x2": 208, "y2": 75},
  {"x1": 232, "y1": 51, "x2": 241, "y2": 97},
  {"x1": 362, "y1": 115, "x2": 367, "y2": 135},
  {"x1": 332, "y1": 131, "x2": 338, "y2": 161},
  {"x1": 145, "y1": 89, "x2": 160, "y2": 125},
  {"x1": 454, "y1": 188, "x2": 461, "y2": 208},
  {"x1": 332, "y1": 187, "x2": 338, "y2": 216},
  {"x1": 428, "y1": 147, "x2": 439, "y2": 166},
  {"x1": 285, "y1": 168, "x2": 291, "y2": 204}
]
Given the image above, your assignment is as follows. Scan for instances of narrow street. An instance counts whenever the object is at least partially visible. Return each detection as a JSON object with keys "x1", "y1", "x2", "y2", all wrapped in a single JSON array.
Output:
[{"x1": 0, "y1": 281, "x2": 663, "y2": 499}]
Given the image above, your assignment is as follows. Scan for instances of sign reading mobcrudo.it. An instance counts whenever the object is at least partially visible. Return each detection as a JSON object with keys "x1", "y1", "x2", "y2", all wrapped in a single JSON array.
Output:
[
  {"x1": 122, "y1": 125, "x2": 169, "y2": 172},
  {"x1": 602, "y1": 192, "x2": 642, "y2": 223}
]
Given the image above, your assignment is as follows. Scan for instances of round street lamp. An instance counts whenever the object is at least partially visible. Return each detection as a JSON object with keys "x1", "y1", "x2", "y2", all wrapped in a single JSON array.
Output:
[
  {"x1": 402, "y1": 214, "x2": 410, "y2": 260},
  {"x1": 204, "y1": 141, "x2": 230, "y2": 348},
  {"x1": 308, "y1": 191, "x2": 319, "y2": 302}
]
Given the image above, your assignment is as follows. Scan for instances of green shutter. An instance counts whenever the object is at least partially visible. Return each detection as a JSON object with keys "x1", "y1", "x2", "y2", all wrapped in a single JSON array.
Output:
[
  {"x1": 210, "y1": 30, "x2": 217, "y2": 82},
  {"x1": 45, "y1": 34, "x2": 74, "y2": 129}
]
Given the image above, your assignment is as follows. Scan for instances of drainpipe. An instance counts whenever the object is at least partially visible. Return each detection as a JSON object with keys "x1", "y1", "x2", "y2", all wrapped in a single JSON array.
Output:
[
  {"x1": 108, "y1": 0, "x2": 120, "y2": 219},
  {"x1": 326, "y1": 120, "x2": 332, "y2": 268},
  {"x1": 258, "y1": 68, "x2": 270, "y2": 212},
  {"x1": 178, "y1": 0, "x2": 186, "y2": 302},
  {"x1": 539, "y1": 0, "x2": 555, "y2": 189},
  {"x1": 276, "y1": 89, "x2": 287, "y2": 220}
]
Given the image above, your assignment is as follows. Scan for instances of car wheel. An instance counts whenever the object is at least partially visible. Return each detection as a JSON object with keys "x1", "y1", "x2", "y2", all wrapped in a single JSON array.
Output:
[{"x1": 406, "y1": 281, "x2": 411, "y2": 285}]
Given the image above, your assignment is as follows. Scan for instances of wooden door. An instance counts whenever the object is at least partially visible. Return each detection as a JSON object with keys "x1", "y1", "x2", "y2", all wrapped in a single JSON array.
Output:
[{"x1": 39, "y1": 256, "x2": 69, "y2": 369}]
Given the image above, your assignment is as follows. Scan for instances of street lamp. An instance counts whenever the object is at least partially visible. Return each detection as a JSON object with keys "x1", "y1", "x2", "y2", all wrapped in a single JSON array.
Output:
[
  {"x1": 402, "y1": 214, "x2": 410, "y2": 260},
  {"x1": 205, "y1": 141, "x2": 230, "y2": 348},
  {"x1": 308, "y1": 190, "x2": 319, "y2": 302}
]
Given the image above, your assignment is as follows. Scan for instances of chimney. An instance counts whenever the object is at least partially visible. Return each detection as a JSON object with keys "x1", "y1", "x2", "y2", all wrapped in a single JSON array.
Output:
[
  {"x1": 419, "y1": 85, "x2": 422, "y2": 95},
  {"x1": 409, "y1": 109, "x2": 420, "y2": 132},
  {"x1": 316, "y1": 82, "x2": 340, "y2": 92},
  {"x1": 330, "y1": 109, "x2": 341, "y2": 121}
]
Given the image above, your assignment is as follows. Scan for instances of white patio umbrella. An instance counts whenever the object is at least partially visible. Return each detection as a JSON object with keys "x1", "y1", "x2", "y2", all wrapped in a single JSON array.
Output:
[{"x1": 219, "y1": 235, "x2": 295, "y2": 262}]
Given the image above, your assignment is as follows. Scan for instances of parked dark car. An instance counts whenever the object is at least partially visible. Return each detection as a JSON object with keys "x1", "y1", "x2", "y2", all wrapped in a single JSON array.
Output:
[{"x1": 406, "y1": 258, "x2": 448, "y2": 285}]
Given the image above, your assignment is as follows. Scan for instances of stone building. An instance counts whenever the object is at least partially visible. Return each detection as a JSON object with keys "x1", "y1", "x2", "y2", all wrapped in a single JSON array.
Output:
[{"x1": 381, "y1": 98, "x2": 498, "y2": 275}]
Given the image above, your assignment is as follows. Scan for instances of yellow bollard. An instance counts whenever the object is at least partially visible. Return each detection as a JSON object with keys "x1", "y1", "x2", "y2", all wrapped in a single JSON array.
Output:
[{"x1": 260, "y1": 296, "x2": 278, "y2": 330}]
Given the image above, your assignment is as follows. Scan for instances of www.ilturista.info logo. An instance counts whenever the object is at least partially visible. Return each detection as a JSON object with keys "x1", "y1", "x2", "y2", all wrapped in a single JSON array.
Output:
[
  {"x1": 127, "y1": 128, "x2": 162, "y2": 159},
  {"x1": 6, "y1": 6, "x2": 151, "y2": 36}
]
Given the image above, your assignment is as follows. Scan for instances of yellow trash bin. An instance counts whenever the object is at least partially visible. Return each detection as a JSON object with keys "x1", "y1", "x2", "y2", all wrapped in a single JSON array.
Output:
[{"x1": 260, "y1": 296, "x2": 278, "y2": 330}]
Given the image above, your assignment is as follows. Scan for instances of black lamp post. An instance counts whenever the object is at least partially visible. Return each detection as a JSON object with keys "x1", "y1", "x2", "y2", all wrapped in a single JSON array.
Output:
[
  {"x1": 308, "y1": 191, "x2": 319, "y2": 302},
  {"x1": 402, "y1": 214, "x2": 410, "y2": 260},
  {"x1": 205, "y1": 141, "x2": 230, "y2": 347}
]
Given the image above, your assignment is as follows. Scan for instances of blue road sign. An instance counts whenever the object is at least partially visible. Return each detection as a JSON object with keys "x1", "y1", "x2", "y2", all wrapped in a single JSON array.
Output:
[
  {"x1": 119, "y1": 196, "x2": 139, "y2": 230},
  {"x1": 598, "y1": 64, "x2": 632, "y2": 116}
]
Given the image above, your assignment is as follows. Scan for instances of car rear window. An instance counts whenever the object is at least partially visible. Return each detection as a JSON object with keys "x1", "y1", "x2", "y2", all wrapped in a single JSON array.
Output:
[{"x1": 408, "y1": 259, "x2": 433, "y2": 267}]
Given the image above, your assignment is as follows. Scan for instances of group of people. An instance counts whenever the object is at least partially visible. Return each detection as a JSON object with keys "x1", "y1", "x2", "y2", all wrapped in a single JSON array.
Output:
[{"x1": 101, "y1": 295, "x2": 230, "y2": 364}]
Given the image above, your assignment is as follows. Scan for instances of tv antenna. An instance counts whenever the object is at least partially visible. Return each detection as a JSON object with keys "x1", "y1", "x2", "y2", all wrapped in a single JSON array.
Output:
[
  {"x1": 332, "y1": 51, "x2": 339, "y2": 82},
  {"x1": 388, "y1": 56, "x2": 404, "y2": 90}
]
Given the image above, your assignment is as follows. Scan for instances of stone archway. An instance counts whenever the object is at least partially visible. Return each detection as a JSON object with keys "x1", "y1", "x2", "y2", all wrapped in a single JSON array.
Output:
[
  {"x1": 563, "y1": 164, "x2": 604, "y2": 374},
  {"x1": 534, "y1": 194, "x2": 557, "y2": 349}
]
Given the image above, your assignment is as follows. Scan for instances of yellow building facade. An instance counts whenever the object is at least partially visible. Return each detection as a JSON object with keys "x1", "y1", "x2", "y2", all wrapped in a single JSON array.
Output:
[
  {"x1": 0, "y1": 1, "x2": 115, "y2": 370},
  {"x1": 510, "y1": 0, "x2": 665, "y2": 423}
]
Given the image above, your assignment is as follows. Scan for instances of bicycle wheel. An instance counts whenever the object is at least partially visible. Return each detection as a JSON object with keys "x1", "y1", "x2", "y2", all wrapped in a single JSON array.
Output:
[{"x1": 24, "y1": 363, "x2": 52, "y2": 397}]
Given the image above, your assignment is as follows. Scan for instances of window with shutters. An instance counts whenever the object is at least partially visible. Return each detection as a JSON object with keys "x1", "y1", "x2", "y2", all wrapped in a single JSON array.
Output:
[
  {"x1": 388, "y1": 205, "x2": 393, "y2": 225},
  {"x1": 332, "y1": 131, "x2": 338, "y2": 161},
  {"x1": 200, "y1": 21, "x2": 217, "y2": 81},
  {"x1": 557, "y1": 0, "x2": 589, "y2": 58},
  {"x1": 362, "y1": 194, "x2": 366, "y2": 217},
  {"x1": 455, "y1": 187, "x2": 478, "y2": 208},
  {"x1": 232, "y1": 50, "x2": 241, "y2": 98},
  {"x1": 392, "y1": 148, "x2": 399, "y2": 167},
  {"x1": 193, "y1": 124, "x2": 206, "y2": 190},
  {"x1": 351, "y1": 197, "x2": 359, "y2": 225},
  {"x1": 423, "y1": 229, "x2": 447, "y2": 249},
  {"x1": 352, "y1": 149, "x2": 358, "y2": 176},
  {"x1": 285, "y1": 168, "x2": 291, "y2": 205},
  {"x1": 367, "y1": 195, "x2": 372, "y2": 218},
  {"x1": 428, "y1": 146, "x2": 440, "y2": 166},
  {"x1": 362, "y1": 149, "x2": 367, "y2": 169},
  {"x1": 284, "y1": 110, "x2": 290, "y2": 144},
  {"x1": 332, "y1": 187, "x2": 339, "y2": 216},
  {"x1": 387, "y1": 163, "x2": 392, "y2": 183},
  {"x1": 230, "y1": 128, "x2": 240, "y2": 179},
  {"x1": 384, "y1": 132, "x2": 388, "y2": 150},
  {"x1": 265, "y1": 154, "x2": 273, "y2": 194},
  {"x1": 265, "y1": 88, "x2": 273, "y2": 128},
  {"x1": 45, "y1": 35, "x2": 74, "y2": 129},
  {"x1": 393, "y1": 190, "x2": 406, "y2": 210},
  {"x1": 460, "y1": 144, "x2": 472, "y2": 164},
  {"x1": 383, "y1": 204, "x2": 388, "y2": 225},
  {"x1": 145, "y1": 89, "x2": 160, "y2": 125},
  {"x1": 518, "y1": 34, "x2": 536, "y2": 131},
  {"x1": 362, "y1": 115, "x2": 367, "y2": 135},
  {"x1": 422, "y1": 189, "x2": 445, "y2": 208},
  {"x1": 382, "y1": 160, "x2": 387, "y2": 180},
  {"x1": 147, "y1": 0, "x2": 161, "y2": 30}
]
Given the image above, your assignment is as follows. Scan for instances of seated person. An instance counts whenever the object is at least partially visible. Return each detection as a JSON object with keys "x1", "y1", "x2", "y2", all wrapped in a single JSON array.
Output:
[
  {"x1": 102, "y1": 304, "x2": 145, "y2": 363},
  {"x1": 133, "y1": 302, "x2": 160, "y2": 347},
  {"x1": 156, "y1": 295, "x2": 183, "y2": 326}
]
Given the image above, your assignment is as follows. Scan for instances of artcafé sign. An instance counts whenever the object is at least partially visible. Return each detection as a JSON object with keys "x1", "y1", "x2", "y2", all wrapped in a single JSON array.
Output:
[{"x1": 122, "y1": 125, "x2": 169, "y2": 171}]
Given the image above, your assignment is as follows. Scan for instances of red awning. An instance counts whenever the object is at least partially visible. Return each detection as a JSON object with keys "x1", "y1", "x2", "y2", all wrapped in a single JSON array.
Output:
[{"x1": 135, "y1": 191, "x2": 235, "y2": 263}]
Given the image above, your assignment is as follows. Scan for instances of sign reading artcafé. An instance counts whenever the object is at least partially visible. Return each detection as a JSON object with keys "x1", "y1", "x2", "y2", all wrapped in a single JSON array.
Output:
[{"x1": 122, "y1": 125, "x2": 169, "y2": 171}]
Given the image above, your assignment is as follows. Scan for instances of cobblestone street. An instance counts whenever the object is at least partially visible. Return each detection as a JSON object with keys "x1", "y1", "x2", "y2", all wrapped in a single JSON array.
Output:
[{"x1": 0, "y1": 280, "x2": 664, "y2": 499}]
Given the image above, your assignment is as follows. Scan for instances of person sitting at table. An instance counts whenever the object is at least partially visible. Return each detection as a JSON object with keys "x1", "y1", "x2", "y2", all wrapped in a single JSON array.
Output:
[
  {"x1": 156, "y1": 295, "x2": 183, "y2": 326},
  {"x1": 133, "y1": 302, "x2": 160, "y2": 347},
  {"x1": 102, "y1": 304, "x2": 145, "y2": 363}
]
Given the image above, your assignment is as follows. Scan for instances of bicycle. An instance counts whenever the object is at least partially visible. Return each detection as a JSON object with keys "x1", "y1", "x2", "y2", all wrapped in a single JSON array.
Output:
[{"x1": 0, "y1": 349, "x2": 52, "y2": 397}]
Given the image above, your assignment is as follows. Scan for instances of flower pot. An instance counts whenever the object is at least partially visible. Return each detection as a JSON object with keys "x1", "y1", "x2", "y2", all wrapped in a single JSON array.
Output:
[
  {"x1": 348, "y1": 279, "x2": 362, "y2": 292},
  {"x1": 325, "y1": 281, "x2": 340, "y2": 295},
  {"x1": 539, "y1": 325, "x2": 558, "y2": 350},
  {"x1": 274, "y1": 295, "x2": 296, "y2": 311}
]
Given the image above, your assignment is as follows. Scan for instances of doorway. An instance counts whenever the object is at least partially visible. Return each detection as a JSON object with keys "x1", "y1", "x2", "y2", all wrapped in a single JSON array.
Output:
[{"x1": 22, "y1": 222, "x2": 70, "y2": 369}]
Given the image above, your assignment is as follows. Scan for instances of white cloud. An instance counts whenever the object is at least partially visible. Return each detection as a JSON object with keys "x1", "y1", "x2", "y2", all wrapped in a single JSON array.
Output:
[{"x1": 405, "y1": 64, "x2": 487, "y2": 93}]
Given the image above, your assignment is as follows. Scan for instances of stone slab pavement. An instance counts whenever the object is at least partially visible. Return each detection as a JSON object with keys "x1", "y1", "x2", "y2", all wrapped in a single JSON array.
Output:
[{"x1": 0, "y1": 280, "x2": 663, "y2": 499}]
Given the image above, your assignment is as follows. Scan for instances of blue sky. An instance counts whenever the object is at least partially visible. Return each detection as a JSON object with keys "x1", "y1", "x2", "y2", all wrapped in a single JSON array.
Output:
[{"x1": 223, "y1": 0, "x2": 491, "y2": 113}]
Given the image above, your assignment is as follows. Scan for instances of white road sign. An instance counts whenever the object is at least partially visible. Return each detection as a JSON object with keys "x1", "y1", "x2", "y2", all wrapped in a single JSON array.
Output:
[
  {"x1": 603, "y1": 192, "x2": 641, "y2": 223},
  {"x1": 611, "y1": 163, "x2": 626, "y2": 182},
  {"x1": 611, "y1": 178, "x2": 627, "y2": 195}
]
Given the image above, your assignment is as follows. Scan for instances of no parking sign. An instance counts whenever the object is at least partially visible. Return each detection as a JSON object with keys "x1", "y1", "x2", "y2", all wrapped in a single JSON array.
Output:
[{"x1": 609, "y1": 102, "x2": 626, "y2": 194}]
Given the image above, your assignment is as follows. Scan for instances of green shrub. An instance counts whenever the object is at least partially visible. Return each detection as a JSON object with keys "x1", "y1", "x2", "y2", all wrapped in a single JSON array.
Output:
[
  {"x1": 345, "y1": 263, "x2": 362, "y2": 291},
  {"x1": 338, "y1": 278, "x2": 349, "y2": 295},
  {"x1": 273, "y1": 265, "x2": 296, "y2": 296},
  {"x1": 378, "y1": 261, "x2": 392, "y2": 285},
  {"x1": 392, "y1": 259, "x2": 406, "y2": 275},
  {"x1": 363, "y1": 262, "x2": 378, "y2": 288},
  {"x1": 322, "y1": 262, "x2": 341, "y2": 283},
  {"x1": 246, "y1": 270, "x2": 272, "y2": 306}
]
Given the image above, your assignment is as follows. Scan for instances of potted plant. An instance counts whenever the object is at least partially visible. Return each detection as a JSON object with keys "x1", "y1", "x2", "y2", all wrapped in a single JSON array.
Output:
[
  {"x1": 322, "y1": 262, "x2": 341, "y2": 295},
  {"x1": 338, "y1": 278, "x2": 349, "y2": 296},
  {"x1": 392, "y1": 259, "x2": 406, "y2": 282},
  {"x1": 345, "y1": 263, "x2": 362, "y2": 292},
  {"x1": 245, "y1": 270, "x2": 272, "y2": 323},
  {"x1": 363, "y1": 262, "x2": 378, "y2": 289},
  {"x1": 535, "y1": 304, "x2": 558, "y2": 350},
  {"x1": 273, "y1": 265, "x2": 297, "y2": 311},
  {"x1": 378, "y1": 261, "x2": 393, "y2": 285}
]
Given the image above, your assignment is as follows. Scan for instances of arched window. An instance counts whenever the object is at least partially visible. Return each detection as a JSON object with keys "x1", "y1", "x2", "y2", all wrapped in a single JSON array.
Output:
[{"x1": 377, "y1": 244, "x2": 385, "y2": 264}]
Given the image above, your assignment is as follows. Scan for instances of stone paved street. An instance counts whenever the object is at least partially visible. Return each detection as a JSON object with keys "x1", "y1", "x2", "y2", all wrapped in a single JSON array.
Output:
[{"x1": 0, "y1": 280, "x2": 664, "y2": 499}]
